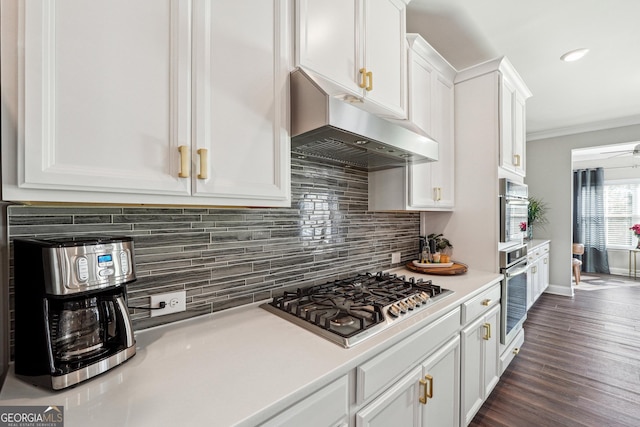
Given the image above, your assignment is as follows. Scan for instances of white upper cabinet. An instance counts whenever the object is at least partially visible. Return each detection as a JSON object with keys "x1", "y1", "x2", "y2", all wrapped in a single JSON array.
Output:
[
  {"x1": 11, "y1": 0, "x2": 192, "y2": 197},
  {"x1": 3, "y1": 0, "x2": 291, "y2": 207},
  {"x1": 295, "y1": 0, "x2": 408, "y2": 119},
  {"x1": 191, "y1": 0, "x2": 291, "y2": 205},
  {"x1": 498, "y1": 62, "x2": 531, "y2": 177},
  {"x1": 369, "y1": 34, "x2": 455, "y2": 211}
]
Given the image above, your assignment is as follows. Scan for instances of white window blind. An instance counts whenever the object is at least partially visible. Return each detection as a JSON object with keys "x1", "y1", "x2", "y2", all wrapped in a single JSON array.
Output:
[{"x1": 604, "y1": 182, "x2": 640, "y2": 247}]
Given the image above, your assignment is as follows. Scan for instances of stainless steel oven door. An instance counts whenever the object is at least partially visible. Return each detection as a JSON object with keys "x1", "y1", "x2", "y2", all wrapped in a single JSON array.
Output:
[
  {"x1": 500, "y1": 258, "x2": 528, "y2": 345},
  {"x1": 500, "y1": 198, "x2": 529, "y2": 243}
]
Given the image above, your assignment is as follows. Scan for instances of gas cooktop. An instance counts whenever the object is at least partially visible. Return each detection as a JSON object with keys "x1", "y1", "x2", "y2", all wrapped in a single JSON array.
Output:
[{"x1": 261, "y1": 272, "x2": 453, "y2": 348}]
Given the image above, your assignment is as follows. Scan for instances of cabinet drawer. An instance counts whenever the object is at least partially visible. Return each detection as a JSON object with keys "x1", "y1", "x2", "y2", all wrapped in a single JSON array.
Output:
[
  {"x1": 261, "y1": 375, "x2": 349, "y2": 427},
  {"x1": 500, "y1": 327, "x2": 525, "y2": 375},
  {"x1": 462, "y1": 283, "x2": 501, "y2": 325},
  {"x1": 356, "y1": 307, "x2": 460, "y2": 403}
]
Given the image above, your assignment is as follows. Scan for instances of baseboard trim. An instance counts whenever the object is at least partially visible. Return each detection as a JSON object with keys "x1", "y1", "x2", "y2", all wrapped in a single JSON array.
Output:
[{"x1": 544, "y1": 283, "x2": 574, "y2": 297}]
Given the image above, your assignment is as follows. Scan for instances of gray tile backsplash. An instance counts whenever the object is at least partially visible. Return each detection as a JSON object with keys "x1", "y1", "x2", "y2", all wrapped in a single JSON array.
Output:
[{"x1": 7, "y1": 158, "x2": 420, "y2": 358}]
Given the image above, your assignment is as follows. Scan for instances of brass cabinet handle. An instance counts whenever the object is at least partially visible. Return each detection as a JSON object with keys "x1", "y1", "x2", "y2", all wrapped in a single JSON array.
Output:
[
  {"x1": 419, "y1": 374, "x2": 434, "y2": 404},
  {"x1": 419, "y1": 377, "x2": 428, "y2": 404},
  {"x1": 359, "y1": 68, "x2": 368, "y2": 89},
  {"x1": 482, "y1": 299, "x2": 492, "y2": 306},
  {"x1": 513, "y1": 347, "x2": 520, "y2": 355},
  {"x1": 483, "y1": 322, "x2": 491, "y2": 340},
  {"x1": 197, "y1": 148, "x2": 208, "y2": 179},
  {"x1": 544, "y1": 258, "x2": 548, "y2": 264},
  {"x1": 533, "y1": 265, "x2": 537, "y2": 274},
  {"x1": 433, "y1": 187, "x2": 442, "y2": 201},
  {"x1": 513, "y1": 154, "x2": 521, "y2": 167},
  {"x1": 178, "y1": 145, "x2": 190, "y2": 178},
  {"x1": 366, "y1": 71, "x2": 373, "y2": 91}
]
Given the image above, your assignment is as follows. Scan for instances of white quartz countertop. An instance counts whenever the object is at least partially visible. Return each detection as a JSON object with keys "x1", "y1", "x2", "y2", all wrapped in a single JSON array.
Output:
[{"x1": 0, "y1": 268, "x2": 502, "y2": 427}]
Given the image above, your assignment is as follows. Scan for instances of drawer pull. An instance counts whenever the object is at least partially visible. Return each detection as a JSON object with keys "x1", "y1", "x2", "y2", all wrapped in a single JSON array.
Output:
[
  {"x1": 178, "y1": 145, "x2": 190, "y2": 178},
  {"x1": 483, "y1": 322, "x2": 492, "y2": 340},
  {"x1": 482, "y1": 299, "x2": 492, "y2": 306},
  {"x1": 513, "y1": 347, "x2": 520, "y2": 355}
]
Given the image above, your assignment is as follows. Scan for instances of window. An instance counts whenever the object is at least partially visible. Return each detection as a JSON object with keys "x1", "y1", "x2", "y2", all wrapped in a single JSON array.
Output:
[{"x1": 604, "y1": 181, "x2": 640, "y2": 247}]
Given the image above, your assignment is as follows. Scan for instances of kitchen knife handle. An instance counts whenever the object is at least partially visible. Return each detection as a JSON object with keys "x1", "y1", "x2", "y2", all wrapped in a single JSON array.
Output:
[
  {"x1": 178, "y1": 145, "x2": 190, "y2": 178},
  {"x1": 197, "y1": 148, "x2": 208, "y2": 179}
]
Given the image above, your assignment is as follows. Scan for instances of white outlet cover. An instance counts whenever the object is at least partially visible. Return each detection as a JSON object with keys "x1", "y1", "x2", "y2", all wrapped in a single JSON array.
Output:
[
  {"x1": 150, "y1": 290, "x2": 186, "y2": 317},
  {"x1": 391, "y1": 252, "x2": 401, "y2": 263}
]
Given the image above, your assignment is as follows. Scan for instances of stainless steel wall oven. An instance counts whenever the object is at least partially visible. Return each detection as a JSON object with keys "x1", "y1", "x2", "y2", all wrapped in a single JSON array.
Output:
[
  {"x1": 499, "y1": 244, "x2": 528, "y2": 345},
  {"x1": 499, "y1": 178, "x2": 528, "y2": 244}
]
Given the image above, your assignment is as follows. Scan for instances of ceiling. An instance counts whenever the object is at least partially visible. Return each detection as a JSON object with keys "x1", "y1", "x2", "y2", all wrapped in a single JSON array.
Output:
[{"x1": 406, "y1": 0, "x2": 640, "y2": 140}]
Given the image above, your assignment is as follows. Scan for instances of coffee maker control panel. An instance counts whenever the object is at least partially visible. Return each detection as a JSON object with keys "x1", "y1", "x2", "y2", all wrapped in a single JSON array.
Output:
[{"x1": 28, "y1": 237, "x2": 138, "y2": 296}]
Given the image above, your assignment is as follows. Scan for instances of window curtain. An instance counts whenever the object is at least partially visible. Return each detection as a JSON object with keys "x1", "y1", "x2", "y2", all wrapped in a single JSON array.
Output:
[{"x1": 573, "y1": 168, "x2": 610, "y2": 273}]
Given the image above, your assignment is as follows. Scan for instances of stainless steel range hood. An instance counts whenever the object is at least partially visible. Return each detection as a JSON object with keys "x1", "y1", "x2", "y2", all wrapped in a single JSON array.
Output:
[{"x1": 290, "y1": 69, "x2": 439, "y2": 171}]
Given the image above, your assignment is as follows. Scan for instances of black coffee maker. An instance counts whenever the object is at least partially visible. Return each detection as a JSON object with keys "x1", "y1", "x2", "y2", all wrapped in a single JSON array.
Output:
[{"x1": 13, "y1": 236, "x2": 137, "y2": 390}]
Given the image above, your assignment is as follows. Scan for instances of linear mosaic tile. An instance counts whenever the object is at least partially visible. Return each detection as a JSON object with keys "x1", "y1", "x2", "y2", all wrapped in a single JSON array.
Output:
[{"x1": 7, "y1": 158, "x2": 420, "y2": 359}]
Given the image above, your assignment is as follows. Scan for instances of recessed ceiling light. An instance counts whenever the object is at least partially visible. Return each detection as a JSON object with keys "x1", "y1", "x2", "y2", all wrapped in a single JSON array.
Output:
[{"x1": 560, "y1": 48, "x2": 589, "y2": 62}]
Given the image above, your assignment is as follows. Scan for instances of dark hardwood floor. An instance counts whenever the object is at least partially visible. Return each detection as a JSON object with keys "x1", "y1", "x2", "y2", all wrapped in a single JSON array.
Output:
[{"x1": 470, "y1": 281, "x2": 640, "y2": 427}]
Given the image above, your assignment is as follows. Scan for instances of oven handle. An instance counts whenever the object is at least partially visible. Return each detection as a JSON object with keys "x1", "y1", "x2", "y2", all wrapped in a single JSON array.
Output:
[
  {"x1": 505, "y1": 264, "x2": 528, "y2": 278},
  {"x1": 503, "y1": 198, "x2": 529, "y2": 206}
]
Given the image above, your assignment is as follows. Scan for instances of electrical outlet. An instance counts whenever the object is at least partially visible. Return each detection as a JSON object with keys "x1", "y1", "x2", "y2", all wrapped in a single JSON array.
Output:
[
  {"x1": 391, "y1": 252, "x2": 401, "y2": 264},
  {"x1": 150, "y1": 290, "x2": 186, "y2": 317}
]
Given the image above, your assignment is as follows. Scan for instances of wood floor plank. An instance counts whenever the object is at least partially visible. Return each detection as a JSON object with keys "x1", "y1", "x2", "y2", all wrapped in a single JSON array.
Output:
[{"x1": 470, "y1": 281, "x2": 640, "y2": 427}]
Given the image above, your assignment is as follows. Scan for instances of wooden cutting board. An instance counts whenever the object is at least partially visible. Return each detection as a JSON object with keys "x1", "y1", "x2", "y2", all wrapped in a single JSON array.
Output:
[{"x1": 405, "y1": 261, "x2": 468, "y2": 275}]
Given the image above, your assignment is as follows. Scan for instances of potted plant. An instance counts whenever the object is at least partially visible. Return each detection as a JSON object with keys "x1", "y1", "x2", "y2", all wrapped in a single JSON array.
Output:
[
  {"x1": 427, "y1": 233, "x2": 453, "y2": 262},
  {"x1": 527, "y1": 197, "x2": 548, "y2": 239}
]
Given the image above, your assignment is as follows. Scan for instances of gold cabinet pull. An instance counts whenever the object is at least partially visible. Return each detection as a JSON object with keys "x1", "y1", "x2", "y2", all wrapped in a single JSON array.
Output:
[
  {"x1": 433, "y1": 187, "x2": 442, "y2": 201},
  {"x1": 483, "y1": 322, "x2": 492, "y2": 340},
  {"x1": 513, "y1": 154, "x2": 521, "y2": 167},
  {"x1": 513, "y1": 347, "x2": 520, "y2": 355},
  {"x1": 419, "y1": 374, "x2": 433, "y2": 404},
  {"x1": 197, "y1": 148, "x2": 208, "y2": 179},
  {"x1": 419, "y1": 377, "x2": 428, "y2": 404},
  {"x1": 178, "y1": 145, "x2": 190, "y2": 178},
  {"x1": 366, "y1": 71, "x2": 373, "y2": 91},
  {"x1": 359, "y1": 68, "x2": 368, "y2": 89},
  {"x1": 482, "y1": 299, "x2": 492, "y2": 306}
]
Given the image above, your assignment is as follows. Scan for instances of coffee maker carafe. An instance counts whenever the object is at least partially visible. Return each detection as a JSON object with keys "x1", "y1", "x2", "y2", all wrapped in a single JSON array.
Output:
[{"x1": 14, "y1": 236, "x2": 137, "y2": 390}]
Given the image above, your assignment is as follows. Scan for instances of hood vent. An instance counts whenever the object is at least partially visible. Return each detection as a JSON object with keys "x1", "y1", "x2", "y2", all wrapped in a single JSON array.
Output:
[{"x1": 290, "y1": 69, "x2": 439, "y2": 171}]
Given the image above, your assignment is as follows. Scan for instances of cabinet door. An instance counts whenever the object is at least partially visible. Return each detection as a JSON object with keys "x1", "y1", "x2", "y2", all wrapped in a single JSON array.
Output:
[
  {"x1": 428, "y1": 75, "x2": 455, "y2": 209},
  {"x1": 363, "y1": 0, "x2": 407, "y2": 118},
  {"x1": 356, "y1": 366, "x2": 422, "y2": 427},
  {"x1": 461, "y1": 304, "x2": 501, "y2": 425},
  {"x1": 18, "y1": 0, "x2": 191, "y2": 195},
  {"x1": 407, "y1": 45, "x2": 434, "y2": 135},
  {"x1": 296, "y1": 0, "x2": 361, "y2": 98},
  {"x1": 192, "y1": 0, "x2": 291, "y2": 206},
  {"x1": 421, "y1": 336, "x2": 460, "y2": 427},
  {"x1": 540, "y1": 253, "x2": 550, "y2": 294},
  {"x1": 513, "y1": 90, "x2": 527, "y2": 176},
  {"x1": 499, "y1": 75, "x2": 516, "y2": 175},
  {"x1": 526, "y1": 264, "x2": 535, "y2": 310},
  {"x1": 483, "y1": 305, "x2": 501, "y2": 398}
]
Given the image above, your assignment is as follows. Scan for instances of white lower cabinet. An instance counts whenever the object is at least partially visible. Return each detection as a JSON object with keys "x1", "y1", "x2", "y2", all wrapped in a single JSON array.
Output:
[
  {"x1": 356, "y1": 337, "x2": 460, "y2": 427},
  {"x1": 461, "y1": 303, "x2": 501, "y2": 426},
  {"x1": 526, "y1": 242, "x2": 550, "y2": 309},
  {"x1": 261, "y1": 375, "x2": 349, "y2": 427},
  {"x1": 355, "y1": 308, "x2": 461, "y2": 427}
]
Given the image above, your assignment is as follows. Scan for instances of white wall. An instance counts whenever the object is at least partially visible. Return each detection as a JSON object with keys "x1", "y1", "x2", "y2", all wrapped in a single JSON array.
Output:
[{"x1": 526, "y1": 124, "x2": 640, "y2": 296}]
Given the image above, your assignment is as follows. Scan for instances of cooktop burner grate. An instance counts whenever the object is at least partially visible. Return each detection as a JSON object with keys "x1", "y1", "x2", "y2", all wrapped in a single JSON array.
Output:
[{"x1": 262, "y1": 272, "x2": 453, "y2": 347}]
